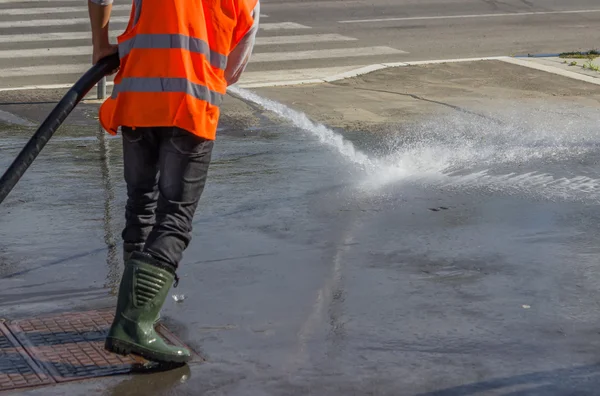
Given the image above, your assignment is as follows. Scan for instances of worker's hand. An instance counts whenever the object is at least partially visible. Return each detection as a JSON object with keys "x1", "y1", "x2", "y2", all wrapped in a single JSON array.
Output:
[{"x1": 93, "y1": 43, "x2": 119, "y2": 74}]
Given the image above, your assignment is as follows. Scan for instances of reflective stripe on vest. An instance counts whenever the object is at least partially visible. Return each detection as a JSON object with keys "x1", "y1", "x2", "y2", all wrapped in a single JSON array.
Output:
[
  {"x1": 133, "y1": 0, "x2": 142, "y2": 25},
  {"x1": 99, "y1": 0, "x2": 259, "y2": 140},
  {"x1": 111, "y1": 77, "x2": 224, "y2": 106},
  {"x1": 118, "y1": 34, "x2": 228, "y2": 70}
]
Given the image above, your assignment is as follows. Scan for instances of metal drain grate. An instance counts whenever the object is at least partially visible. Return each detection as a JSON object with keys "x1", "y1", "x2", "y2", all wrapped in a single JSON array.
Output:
[
  {"x1": 0, "y1": 323, "x2": 52, "y2": 391},
  {"x1": 0, "y1": 309, "x2": 199, "y2": 392}
]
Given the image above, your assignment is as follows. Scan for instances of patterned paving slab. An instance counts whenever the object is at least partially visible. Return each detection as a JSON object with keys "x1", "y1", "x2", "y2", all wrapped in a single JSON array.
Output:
[
  {"x1": 0, "y1": 309, "x2": 199, "y2": 392},
  {"x1": 0, "y1": 323, "x2": 53, "y2": 391}
]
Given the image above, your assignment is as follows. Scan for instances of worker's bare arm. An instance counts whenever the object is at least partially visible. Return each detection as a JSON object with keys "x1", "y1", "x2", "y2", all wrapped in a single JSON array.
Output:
[
  {"x1": 88, "y1": 0, "x2": 118, "y2": 65},
  {"x1": 225, "y1": 0, "x2": 260, "y2": 86}
]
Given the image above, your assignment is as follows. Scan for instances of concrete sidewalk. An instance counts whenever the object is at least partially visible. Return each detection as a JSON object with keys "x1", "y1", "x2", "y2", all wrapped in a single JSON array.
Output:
[{"x1": 2, "y1": 58, "x2": 600, "y2": 395}]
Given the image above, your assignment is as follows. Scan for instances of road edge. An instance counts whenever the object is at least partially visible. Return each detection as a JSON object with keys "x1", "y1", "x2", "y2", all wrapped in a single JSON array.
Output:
[{"x1": 3, "y1": 55, "x2": 599, "y2": 100}]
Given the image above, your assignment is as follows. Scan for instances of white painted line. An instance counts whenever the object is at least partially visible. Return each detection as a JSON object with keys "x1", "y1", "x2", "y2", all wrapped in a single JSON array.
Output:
[
  {"x1": 0, "y1": 46, "x2": 90, "y2": 59},
  {"x1": 259, "y1": 22, "x2": 311, "y2": 31},
  {"x1": 237, "y1": 64, "x2": 404, "y2": 88},
  {"x1": 5, "y1": 55, "x2": 568, "y2": 93},
  {"x1": 339, "y1": 9, "x2": 600, "y2": 23},
  {"x1": 237, "y1": 79, "x2": 324, "y2": 89},
  {"x1": 0, "y1": 45, "x2": 404, "y2": 64},
  {"x1": 251, "y1": 47, "x2": 407, "y2": 63},
  {"x1": 0, "y1": 64, "x2": 88, "y2": 77},
  {"x1": 322, "y1": 63, "x2": 397, "y2": 82},
  {"x1": 499, "y1": 57, "x2": 600, "y2": 86},
  {"x1": 1, "y1": 4, "x2": 130, "y2": 15},
  {"x1": 0, "y1": 16, "x2": 129, "y2": 28},
  {"x1": 402, "y1": 56, "x2": 508, "y2": 65},
  {"x1": 260, "y1": 13, "x2": 269, "y2": 18},
  {"x1": 236, "y1": 57, "x2": 510, "y2": 88},
  {"x1": 239, "y1": 65, "x2": 371, "y2": 84},
  {"x1": 256, "y1": 34, "x2": 357, "y2": 46},
  {"x1": 0, "y1": 32, "x2": 119, "y2": 44},
  {"x1": 0, "y1": 32, "x2": 356, "y2": 45},
  {"x1": 0, "y1": 0, "x2": 81, "y2": 3},
  {"x1": 0, "y1": 81, "x2": 113, "y2": 92}
]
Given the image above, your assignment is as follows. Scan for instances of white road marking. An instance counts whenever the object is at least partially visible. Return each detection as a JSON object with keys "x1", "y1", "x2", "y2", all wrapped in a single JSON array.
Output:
[
  {"x1": 0, "y1": 43, "x2": 391, "y2": 62},
  {"x1": 0, "y1": 64, "x2": 88, "y2": 77},
  {"x1": 0, "y1": 4, "x2": 130, "y2": 15},
  {"x1": 0, "y1": 32, "x2": 354, "y2": 45},
  {"x1": 500, "y1": 57, "x2": 600, "y2": 86},
  {"x1": 0, "y1": 0, "x2": 81, "y2": 3},
  {"x1": 250, "y1": 46, "x2": 407, "y2": 62},
  {"x1": 0, "y1": 16, "x2": 130, "y2": 28},
  {"x1": 0, "y1": 46, "x2": 90, "y2": 58},
  {"x1": 259, "y1": 22, "x2": 311, "y2": 31},
  {"x1": 239, "y1": 65, "x2": 371, "y2": 83},
  {"x1": 0, "y1": 82, "x2": 109, "y2": 92},
  {"x1": 0, "y1": 32, "x2": 110, "y2": 43},
  {"x1": 0, "y1": 57, "x2": 516, "y2": 92},
  {"x1": 256, "y1": 34, "x2": 357, "y2": 45},
  {"x1": 339, "y1": 9, "x2": 600, "y2": 23}
]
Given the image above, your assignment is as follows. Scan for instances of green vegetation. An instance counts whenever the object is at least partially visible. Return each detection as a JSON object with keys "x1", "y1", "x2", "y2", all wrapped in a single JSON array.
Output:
[
  {"x1": 559, "y1": 50, "x2": 600, "y2": 59},
  {"x1": 583, "y1": 59, "x2": 600, "y2": 72}
]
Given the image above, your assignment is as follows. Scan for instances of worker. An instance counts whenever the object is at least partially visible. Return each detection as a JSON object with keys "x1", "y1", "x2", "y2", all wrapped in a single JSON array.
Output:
[{"x1": 87, "y1": 0, "x2": 260, "y2": 363}]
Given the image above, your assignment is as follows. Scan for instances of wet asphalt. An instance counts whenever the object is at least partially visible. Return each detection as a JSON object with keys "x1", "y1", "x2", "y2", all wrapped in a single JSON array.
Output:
[{"x1": 2, "y1": 97, "x2": 600, "y2": 395}]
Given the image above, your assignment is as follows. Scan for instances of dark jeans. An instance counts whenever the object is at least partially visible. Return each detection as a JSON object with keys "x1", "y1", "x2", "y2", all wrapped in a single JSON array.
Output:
[{"x1": 121, "y1": 126, "x2": 214, "y2": 268}]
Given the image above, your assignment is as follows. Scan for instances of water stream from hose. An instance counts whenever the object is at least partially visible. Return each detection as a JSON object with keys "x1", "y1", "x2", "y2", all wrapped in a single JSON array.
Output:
[{"x1": 229, "y1": 86, "x2": 600, "y2": 203}]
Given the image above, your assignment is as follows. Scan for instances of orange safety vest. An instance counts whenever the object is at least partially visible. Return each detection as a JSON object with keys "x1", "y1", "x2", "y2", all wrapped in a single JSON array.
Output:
[{"x1": 99, "y1": 0, "x2": 258, "y2": 141}]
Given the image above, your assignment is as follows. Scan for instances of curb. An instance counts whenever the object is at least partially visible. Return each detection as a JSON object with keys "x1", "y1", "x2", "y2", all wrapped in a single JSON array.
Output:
[
  {"x1": 2, "y1": 55, "x2": 599, "y2": 98},
  {"x1": 235, "y1": 57, "x2": 510, "y2": 88},
  {"x1": 498, "y1": 57, "x2": 600, "y2": 86}
]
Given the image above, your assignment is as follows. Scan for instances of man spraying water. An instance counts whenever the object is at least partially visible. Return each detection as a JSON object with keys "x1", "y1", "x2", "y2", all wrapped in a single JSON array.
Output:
[{"x1": 87, "y1": 0, "x2": 260, "y2": 364}]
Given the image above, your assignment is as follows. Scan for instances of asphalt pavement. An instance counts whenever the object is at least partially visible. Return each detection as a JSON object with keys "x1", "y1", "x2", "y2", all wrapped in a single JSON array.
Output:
[
  {"x1": 1, "y1": 0, "x2": 600, "y2": 89},
  {"x1": 2, "y1": 59, "x2": 600, "y2": 394},
  {"x1": 3, "y1": 0, "x2": 600, "y2": 395}
]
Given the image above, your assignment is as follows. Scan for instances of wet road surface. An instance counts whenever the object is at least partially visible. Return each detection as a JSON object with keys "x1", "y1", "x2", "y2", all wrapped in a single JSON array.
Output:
[{"x1": 2, "y1": 94, "x2": 600, "y2": 395}]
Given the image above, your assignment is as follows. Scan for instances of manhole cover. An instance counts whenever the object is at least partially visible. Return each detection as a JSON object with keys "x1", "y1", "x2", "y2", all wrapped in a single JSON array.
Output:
[{"x1": 0, "y1": 309, "x2": 200, "y2": 392}]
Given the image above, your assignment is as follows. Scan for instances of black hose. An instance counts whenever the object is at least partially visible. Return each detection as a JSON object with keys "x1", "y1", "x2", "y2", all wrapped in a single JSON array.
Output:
[{"x1": 0, "y1": 52, "x2": 120, "y2": 205}]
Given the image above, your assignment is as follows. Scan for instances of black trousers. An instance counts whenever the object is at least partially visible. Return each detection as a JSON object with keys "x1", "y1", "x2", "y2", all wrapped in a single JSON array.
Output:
[{"x1": 120, "y1": 126, "x2": 214, "y2": 268}]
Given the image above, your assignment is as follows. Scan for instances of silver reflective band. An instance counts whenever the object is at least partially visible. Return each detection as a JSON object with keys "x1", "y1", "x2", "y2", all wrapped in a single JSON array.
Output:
[
  {"x1": 133, "y1": 0, "x2": 141, "y2": 25},
  {"x1": 119, "y1": 34, "x2": 228, "y2": 70},
  {"x1": 111, "y1": 77, "x2": 224, "y2": 106}
]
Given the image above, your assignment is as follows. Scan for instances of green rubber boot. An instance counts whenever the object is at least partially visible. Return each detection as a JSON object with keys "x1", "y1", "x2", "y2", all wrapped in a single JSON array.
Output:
[
  {"x1": 105, "y1": 252, "x2": 190, "y2": 364},
  {"x1": 123, "y1": 243, "x2": 161, "y2": 324}
]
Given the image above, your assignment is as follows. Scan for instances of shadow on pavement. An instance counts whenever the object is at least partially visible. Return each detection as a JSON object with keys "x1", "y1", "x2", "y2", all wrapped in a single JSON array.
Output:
[{"x1": 417, "y1": 363, "x2": 600, "y2": 396}]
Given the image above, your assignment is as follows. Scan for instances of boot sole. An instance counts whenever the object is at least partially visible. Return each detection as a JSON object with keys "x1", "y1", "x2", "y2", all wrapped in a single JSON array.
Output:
[{"x1": 104, "y1": 337, "x2": 190, "y2": 364}]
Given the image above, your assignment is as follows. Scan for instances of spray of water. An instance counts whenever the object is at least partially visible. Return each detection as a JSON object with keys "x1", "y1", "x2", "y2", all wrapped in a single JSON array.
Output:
[
  {"x1": 229, "y1": 86, "x2": 600, "y2": 202},
  {"x1": 229, "y1": 86, "x2": 373, "y2": 168}
]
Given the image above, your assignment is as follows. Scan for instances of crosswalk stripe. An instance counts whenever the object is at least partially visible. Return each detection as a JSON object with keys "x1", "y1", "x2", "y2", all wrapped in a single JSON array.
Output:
[
  {"x1": 256, "y1": 34, "x2": 356, "y2": 45},
  {"x1": 0, "y1": 16, "x2": 130, "y2": 28},
  {"x1": 0, "y1": 32, "x2": 102, "y2": 43},
  {"x1": 0, "y1": 45, "x2": 407, "y2": 62},
  {"x1": 0, "y1": 32, "x2": 357, "y2": 45},
  {"x1": 0, "y1": 18, "x2": 305, "y2": 30},
  {"x1": 259, "y1": 22, "x2": 311, "y2": 30},
  {"x1": 0, "y1": 0, "x2": 82, "y2": 3},
  {"x1": 250, "y1": 47, "x2": 407, "y2": 62},
  {"x1": 0, "y1": 46, "x2": 89, "y2": 58},
  {"x1": 0, "y1": 64, "x2": 87, "y2": 77},
  {"x1": 1, "y1": 62, "x2": 373, "y2": 79},
  {"x1": 0, "y1": 3, "x2": 410, "y2": 90},
  {"x1": 0, "y1": 1, "x2": 271, "y2": 11},
  {"x1": 1, "y1": 4, "x2": 130, "y2": 15}
]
